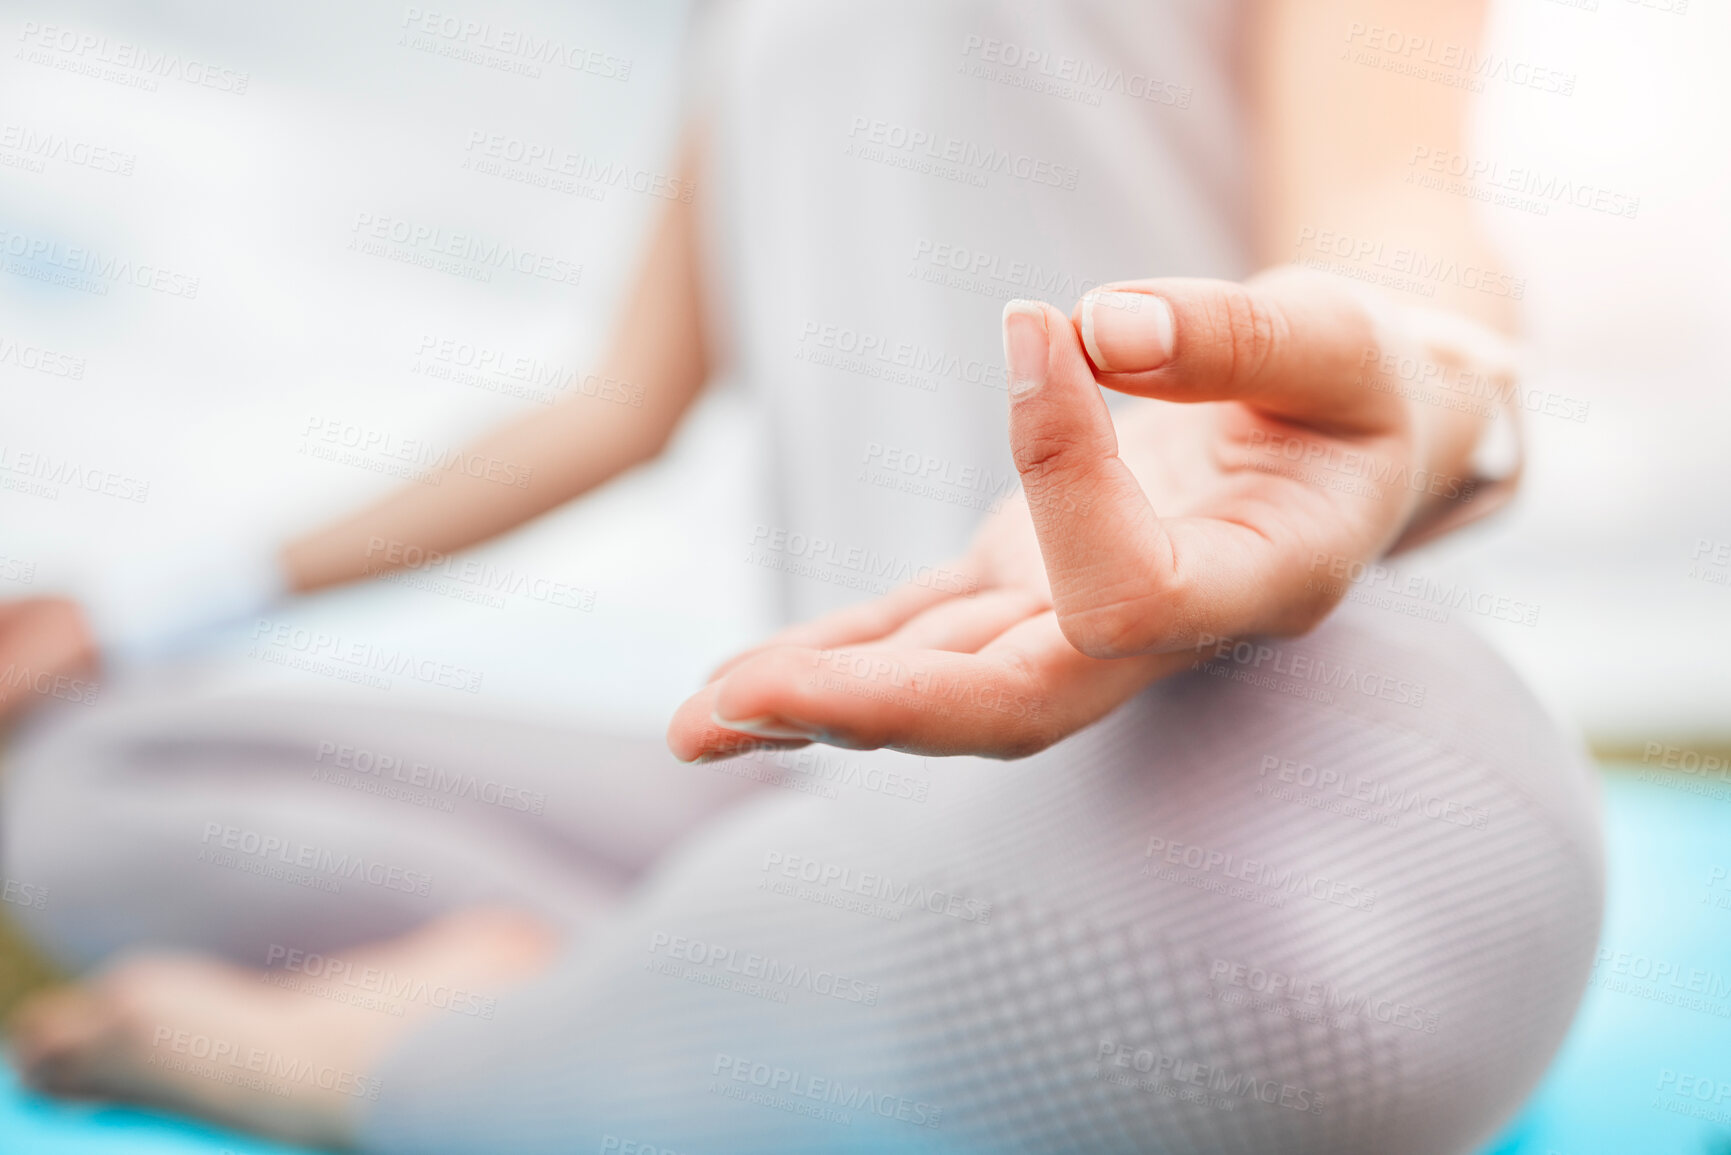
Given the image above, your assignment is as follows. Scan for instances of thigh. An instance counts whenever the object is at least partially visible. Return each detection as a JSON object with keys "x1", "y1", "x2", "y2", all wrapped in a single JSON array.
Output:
[
  {"x1": 1, "y1": 682, "x2": 764, "y2": 970},
  {"x1": 357, "y1": 602, "x2": 1605, "y2": 1155}
]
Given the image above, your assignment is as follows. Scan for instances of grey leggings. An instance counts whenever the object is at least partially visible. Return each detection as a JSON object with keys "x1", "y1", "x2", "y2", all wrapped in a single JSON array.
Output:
[{"x1": 2, "y1": 602, "x2": 1603, "y2": 1154}]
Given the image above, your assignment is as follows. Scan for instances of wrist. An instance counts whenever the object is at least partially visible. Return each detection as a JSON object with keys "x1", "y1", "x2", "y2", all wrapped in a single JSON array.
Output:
[
  {"x1": 1387, "y1": 307, "x2": 1525, "y2": 553},
  {"x1": 77, "y1": 541, "x2": 290, "y2": 670}
]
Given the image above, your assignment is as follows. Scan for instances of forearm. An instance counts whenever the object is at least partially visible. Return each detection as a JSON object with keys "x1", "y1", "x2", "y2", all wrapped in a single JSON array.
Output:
[
  {"x1": 1252, "y1": 0, "x2": 1514, "y2": 546},
  {"x1": 283, "y1": 145, "x2": 710, "y2": 594},
  {"x1": 1252, "y1": 0, "x2": 1513, "y2": 330}
]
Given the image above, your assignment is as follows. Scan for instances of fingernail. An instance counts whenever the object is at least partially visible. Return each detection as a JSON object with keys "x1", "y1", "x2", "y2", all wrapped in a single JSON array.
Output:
[
  {"x1": 1002, "y1": 300, "x2": 1049, "y2": 398},
  {"x1": 710, "y1": 711, "x2": 825, "y2": 741},
  {"x1": 1081, "y1": 290, "x2": 1174, "y2": 373}
]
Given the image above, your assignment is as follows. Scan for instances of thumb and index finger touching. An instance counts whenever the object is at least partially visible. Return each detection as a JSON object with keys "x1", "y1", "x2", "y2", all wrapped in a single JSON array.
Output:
[{"x1": 1002, "y1": 274, "x2": 1395, "y2": 658}]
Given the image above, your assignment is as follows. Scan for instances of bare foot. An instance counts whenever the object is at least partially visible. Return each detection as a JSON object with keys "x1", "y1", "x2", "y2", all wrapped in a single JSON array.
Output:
[{"x1": 8, "y1": 908, "x2": 559, "y2": 1150}]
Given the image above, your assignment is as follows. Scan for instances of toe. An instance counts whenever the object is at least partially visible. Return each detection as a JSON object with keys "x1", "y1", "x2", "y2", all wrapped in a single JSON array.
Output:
[{"x1": 9, "y1": 986, "x2": 119, "y2": 1096}]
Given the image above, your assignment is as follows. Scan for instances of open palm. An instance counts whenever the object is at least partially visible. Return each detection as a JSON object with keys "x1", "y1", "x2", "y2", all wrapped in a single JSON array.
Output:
[{"x1": 668, "y1": 268, "x2": 1507, "y2": 761}]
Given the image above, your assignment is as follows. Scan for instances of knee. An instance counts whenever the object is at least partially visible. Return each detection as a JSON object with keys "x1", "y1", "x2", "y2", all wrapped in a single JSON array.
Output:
[
  {"x1": 1, "y1": 716, "x2": 117, "y2": 968},
  {"x1": 4, "y1": 705, "x2": 103, "y2": 865}
]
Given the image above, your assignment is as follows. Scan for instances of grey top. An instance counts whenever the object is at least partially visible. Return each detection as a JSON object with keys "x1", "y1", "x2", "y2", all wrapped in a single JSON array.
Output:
[{"x1": 693, "y1": 0, "x2": 1253, "y2": 620}]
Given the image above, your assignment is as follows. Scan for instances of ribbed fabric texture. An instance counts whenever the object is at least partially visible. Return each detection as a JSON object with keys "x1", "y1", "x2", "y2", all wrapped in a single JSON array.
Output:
[
  {"x1": 3, "y1": 604, "x2": 1603, "y2": 1152},
  {"x1": 2, "y1": 690, "x2": 760, "y2": 969},
  {"x1": 345, "y1": 602, "x2": 1603, "y2": 1155}
]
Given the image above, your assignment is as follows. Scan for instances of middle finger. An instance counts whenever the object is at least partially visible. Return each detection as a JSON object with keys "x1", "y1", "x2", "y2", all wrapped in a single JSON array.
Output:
[{"x1": 878, "y1": 587, "x2": 1048, "y2": 653}]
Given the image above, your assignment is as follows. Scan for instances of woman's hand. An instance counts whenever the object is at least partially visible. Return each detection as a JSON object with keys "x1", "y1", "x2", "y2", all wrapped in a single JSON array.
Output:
[
  {"x1": 668, "y1": 267, "x2": 1513, "y2": 762},
  {"x1": 0, "y1": 598, "x2": 98, "y2": 724}
]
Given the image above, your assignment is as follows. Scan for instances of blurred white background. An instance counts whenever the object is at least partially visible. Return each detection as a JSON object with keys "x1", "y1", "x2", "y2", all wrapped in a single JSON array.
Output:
[
  {"x1": 0, "y1": 0, "x2": 1726, "y2": 745},
  {"x1": 1463, "y1": 0, "x2": 1731, "y2": 747},
  {"x1": 1, "y1": 0, "x2": 779, "y2": 735}
]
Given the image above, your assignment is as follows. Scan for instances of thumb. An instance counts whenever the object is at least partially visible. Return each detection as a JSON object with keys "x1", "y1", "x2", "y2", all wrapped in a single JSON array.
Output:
[{"x1": 1003, "y1": 300, "x2": 1174, "y2": 658}]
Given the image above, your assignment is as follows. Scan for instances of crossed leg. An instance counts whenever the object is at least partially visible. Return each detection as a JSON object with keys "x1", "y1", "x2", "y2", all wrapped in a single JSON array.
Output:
[
  {"x1": 1, "y1": 684, "x2": 764, "y2": 1146},
  {"x1": 4, "y1": 604, "x2": 1604, "y2": 1154}
]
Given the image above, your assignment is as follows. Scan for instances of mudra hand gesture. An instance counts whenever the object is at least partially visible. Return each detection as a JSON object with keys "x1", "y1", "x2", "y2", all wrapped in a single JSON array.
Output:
[{"x1": 670, "y1": 267, "x2": 1511, "y2": 762}]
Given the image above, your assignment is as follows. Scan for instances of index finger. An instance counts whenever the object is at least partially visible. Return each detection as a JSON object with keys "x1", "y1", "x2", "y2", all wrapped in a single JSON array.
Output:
[{"x1": 1073, "y1": 271, "x2": 1403, "y2": 436}]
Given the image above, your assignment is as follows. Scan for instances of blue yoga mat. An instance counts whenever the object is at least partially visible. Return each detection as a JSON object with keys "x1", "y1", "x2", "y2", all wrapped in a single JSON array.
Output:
[
  {"x1": 1477, "y1": 767, "x2": 1731, "y2": 1155},
  {"x1": 1, "y1": 767, "x2": 1725, "y2": 1154},
  {"x1": 0, "y1": 1060, "x2": 324, "y2": 1154}
]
